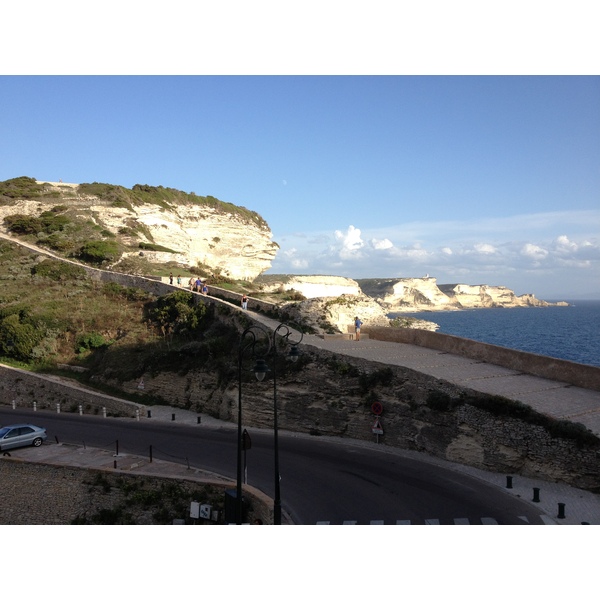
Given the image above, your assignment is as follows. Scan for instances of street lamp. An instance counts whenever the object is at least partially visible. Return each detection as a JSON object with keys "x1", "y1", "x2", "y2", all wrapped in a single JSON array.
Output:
[
  {"x1": 271, "y1": 323, "x2": 303, "y2": 525},
  {"x1": 236, "y1": 326, "x2": 271, "y2": 524}
]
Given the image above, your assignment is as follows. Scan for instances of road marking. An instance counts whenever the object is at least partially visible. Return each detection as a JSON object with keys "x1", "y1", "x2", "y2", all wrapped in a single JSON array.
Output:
[
  {"x1": 481, "y1": 517, "x2": 499, "y2": 525},
  {"x1": 316, "y1": 521, "x2": 330, "y2": 525},
  {"x1": 396, "y1": 520, "x2": 411, "y2": 525},
  {"x1": 370, "y1": 520, "x2": 385, "y2": 525},
  {"x1": 342, "y1": 520, "x2": 357, "y2": 525},
  {"x1": 518, "y1": 516, "x2": 530, "y2": 523},
  {"x1": 425, "y1": 518, "x2": 440, "y2": 525},
  {"x1": 454, "y1": 518, "x2": 470, "y2": 525}
]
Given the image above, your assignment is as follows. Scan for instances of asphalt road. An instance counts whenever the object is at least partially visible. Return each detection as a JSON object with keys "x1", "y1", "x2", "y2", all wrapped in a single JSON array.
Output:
[{"x1": 1, "y1": 407, "x2": 547, "y2": 524}]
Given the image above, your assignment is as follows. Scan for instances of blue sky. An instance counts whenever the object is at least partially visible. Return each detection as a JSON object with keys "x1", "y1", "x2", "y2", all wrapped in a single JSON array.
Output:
[{"x1": 1, "y1": 5, "x2": 599, "y2": 300}]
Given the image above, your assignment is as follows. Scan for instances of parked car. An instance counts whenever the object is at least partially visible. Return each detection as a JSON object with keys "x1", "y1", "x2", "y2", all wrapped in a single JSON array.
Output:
[{"x1": 0, "y1": 424, "x2": 47, "y2": 451}]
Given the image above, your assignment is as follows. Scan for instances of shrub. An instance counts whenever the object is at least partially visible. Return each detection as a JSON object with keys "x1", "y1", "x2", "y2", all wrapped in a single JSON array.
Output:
[
  {"x1": 76, "y1": 240, "x2": 120, "y2": 264},
  {"x1": 0, "y1": 313, "x2": 44, "y2": 361},
  {"x1": 76, "y1": 332, "x2": 109, "y2": 353}
]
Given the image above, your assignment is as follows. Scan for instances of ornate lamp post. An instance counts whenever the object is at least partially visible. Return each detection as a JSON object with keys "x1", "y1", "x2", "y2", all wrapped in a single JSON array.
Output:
[
  {"x1": 236, "y1": 326, "x2": 270, "y2": 524},
  {"x1": 271, "y1": 323, "x2": 303, "y2": 525}
]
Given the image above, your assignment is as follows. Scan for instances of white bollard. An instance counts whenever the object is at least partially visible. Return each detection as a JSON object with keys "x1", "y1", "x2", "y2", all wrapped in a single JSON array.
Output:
[
  {"x1": 102, "y1": 407, "x2": 107, "y2": 418},
  {"x1": 136, "y1": 409, "x2": 140, "y2": 421},
  {"x1": 79, "y1": 404, "x2": 83, "y2": 415},
  {"x1": 12, "y1": 400, "x2": 16, "y2": 409},
  {"x1": 56, "y1": 403, "x2": 61, "y2": 413},
  {"x1": 33, "y1": 401, "x2": 37, "y2": 412}
]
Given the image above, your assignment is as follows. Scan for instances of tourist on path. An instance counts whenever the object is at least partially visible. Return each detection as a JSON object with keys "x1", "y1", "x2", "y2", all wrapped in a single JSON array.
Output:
[{"x1": 354, "y1": 316, "x2": 363, "y2": 341}]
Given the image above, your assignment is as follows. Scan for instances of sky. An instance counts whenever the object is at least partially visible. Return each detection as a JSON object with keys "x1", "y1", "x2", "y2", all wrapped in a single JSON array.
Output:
[{"x1": 1, "y1": 5, "x2": 599, "y2": 302}]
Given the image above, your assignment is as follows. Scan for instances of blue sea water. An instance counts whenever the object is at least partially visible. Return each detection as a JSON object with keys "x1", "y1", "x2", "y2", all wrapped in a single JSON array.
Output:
[{"x1": 393, "y1": 300, "x2": 600, "y2": 368}]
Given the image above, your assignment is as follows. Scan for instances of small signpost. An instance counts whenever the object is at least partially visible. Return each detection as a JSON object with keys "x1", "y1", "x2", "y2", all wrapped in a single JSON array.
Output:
[{"x1": 371, "y1": 402, "x2": 384, "y2": 443}]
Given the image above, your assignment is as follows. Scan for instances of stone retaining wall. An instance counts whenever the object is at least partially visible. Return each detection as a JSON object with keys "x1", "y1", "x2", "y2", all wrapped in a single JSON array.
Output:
[{"x1": 0, "y1": 364, "x2": 143, "y2": 417}]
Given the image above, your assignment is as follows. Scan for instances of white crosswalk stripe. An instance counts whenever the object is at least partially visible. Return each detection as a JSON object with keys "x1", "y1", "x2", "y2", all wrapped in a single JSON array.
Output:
[{"x1": 316, "y1": 516, "x2": 506, "y2": 525}]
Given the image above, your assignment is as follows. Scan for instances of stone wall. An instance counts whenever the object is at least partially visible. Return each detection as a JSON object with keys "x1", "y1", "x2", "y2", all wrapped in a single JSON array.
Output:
[
  {"x1": 0, "y1": 363, "x2": 143, "y2": 417},
  {"x1": 364, "y1": 326, "x2": 600, "y2": 392}
]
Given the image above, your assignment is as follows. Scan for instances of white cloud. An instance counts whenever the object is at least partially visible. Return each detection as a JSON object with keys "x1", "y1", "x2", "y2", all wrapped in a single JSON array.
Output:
[
  {"x1": 474, "y1": 243, "x2": 497, "y2": 255},
  {"x1": 334, "y1": 225, "x2": 364, "y2": 258},
  {"x1": 521, "y1": 243, "x2": 548, "y2": 260},
  {"x1": 268, "y1": 213, "x2": 600, "y2": 298},
  {"x1": 370, "y1": 238, "x2": 393, "y2": 250}
]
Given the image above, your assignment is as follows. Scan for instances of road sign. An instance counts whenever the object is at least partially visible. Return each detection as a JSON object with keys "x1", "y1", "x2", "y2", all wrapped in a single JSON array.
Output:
[
  {"x1": 371, "y1": 401, "x2": 383, "y2": 415},
  {"x1": 242, "y1": 429, "x2": 252, "y2": 450},
  {"x1": 372, "y1": 418, "x2": 383, "y2": 435}
]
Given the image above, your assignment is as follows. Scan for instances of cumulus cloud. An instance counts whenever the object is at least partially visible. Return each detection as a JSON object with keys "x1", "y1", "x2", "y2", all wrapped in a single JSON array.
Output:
[
  {"x1": 474, "y1": 243, "x2": 497, "y2": 255},
  {"x1": 370, "y1": 238, "x2": 394, "y2": 250},
  {"x1": 267, "y1": 216, "x2": 600, "y2": 298},
  {"x1": 521, "y1": 243, "x2": 549, "y2": 260},
  {"x1": 334, "y1": 225, "x2": 364, "y2": 258}
]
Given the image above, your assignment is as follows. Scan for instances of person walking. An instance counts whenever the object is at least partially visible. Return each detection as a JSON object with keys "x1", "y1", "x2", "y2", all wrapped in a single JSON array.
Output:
[
  {"x1": 241, "y1": 294, "x2": 248, "y2": 310},
  {"x1": 354, "y1": 316, "x2": 363, "y2": 341}
]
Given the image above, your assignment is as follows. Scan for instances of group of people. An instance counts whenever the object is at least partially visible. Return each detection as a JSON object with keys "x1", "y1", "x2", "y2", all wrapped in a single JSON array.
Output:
[
  {"x1": 188, "y1": 276, "x2": 209, "y2": 295},
  {"x1": 167, "y1": 273, "x2": 207, "y2": 295}
]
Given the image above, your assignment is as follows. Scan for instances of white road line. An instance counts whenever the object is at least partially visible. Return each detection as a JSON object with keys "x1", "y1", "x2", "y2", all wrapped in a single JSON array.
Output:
[
  {"x1": 481, "y1": 517, "x2": 499, "y2": 525},
  {"x1": 454, "y1": 518, "x2": 470, "y2": 525},
  {"x1": 425, "y1": 518, "x2": 440, "y2": 525}
]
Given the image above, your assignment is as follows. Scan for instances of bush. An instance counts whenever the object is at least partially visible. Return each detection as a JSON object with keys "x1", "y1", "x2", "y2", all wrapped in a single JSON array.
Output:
[
  {"x1": 0, "y1": 313, "x2": 44, "y2": 361},
  {"x1": 76, "y1": 332, "x2": 109, "y2": 353},
  {"x1": 76, "y1": 240, "x2": 120, "y2": 264}
]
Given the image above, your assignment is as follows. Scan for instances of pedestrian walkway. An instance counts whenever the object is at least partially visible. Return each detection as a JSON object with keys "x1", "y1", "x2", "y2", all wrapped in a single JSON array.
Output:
[{"x1": 299, "y1": 333, "x2": 600, "y2": 436}]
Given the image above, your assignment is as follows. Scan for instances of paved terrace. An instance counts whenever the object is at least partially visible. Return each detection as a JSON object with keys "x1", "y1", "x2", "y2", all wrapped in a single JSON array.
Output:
[{"x1": 248, "y1": 312, "x2": 600, "y2": 437}]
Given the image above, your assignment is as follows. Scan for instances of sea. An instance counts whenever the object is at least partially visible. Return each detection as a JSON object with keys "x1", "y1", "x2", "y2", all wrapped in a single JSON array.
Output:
[{"x1": 392, "y1": 300, "x2": 600, "y2": 368}]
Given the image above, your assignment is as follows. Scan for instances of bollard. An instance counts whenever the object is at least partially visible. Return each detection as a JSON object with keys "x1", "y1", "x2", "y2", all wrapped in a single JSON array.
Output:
[
  {"x1": 557, "y1": 503, "x2": 566, "y2": 519},
  {"x1": 197, "y1": 416, "x2": 202, "y2": 424},
  {"x1": 56, "y1": 403, "x2": 61, "y2": 413},
  {"x1": 12, "y1": 400, "x2": 16, "y2": 409},
  {"x1": 79, "y1": 404, "x2": 83, "y2": 415},
  {"x1": 102, "y1": 407, "x2": 107, "y2": 418},
  {"x1": 149, "y1": 445, "x2": 153, "y2": 463},
  {"x1": 33, "y1": 401, "x2": 37, "y2": 412},
  {"x1": 136, "y1": 409, "x2": 140, "y2": 421},
  {"x1": 532, "y1": 487, "x2": 540, "y2": 503},
  {"x1": 147, "y1": 409, "x2": 152, "y2": 419},
  {"x1": 506, "y1": 476, "x2": 513, "y2": 489},
  {"x1": 172, "y1": 413, "x2": 176, "y2": 421},
  {"x1": 113, "y1": 460, "x2": 117, "y2": 469}
]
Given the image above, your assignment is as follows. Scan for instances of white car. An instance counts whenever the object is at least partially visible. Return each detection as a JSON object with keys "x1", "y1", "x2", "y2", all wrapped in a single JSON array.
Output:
[{"x1": 0, "y1": 423, "x2": 47, "y2": 451}]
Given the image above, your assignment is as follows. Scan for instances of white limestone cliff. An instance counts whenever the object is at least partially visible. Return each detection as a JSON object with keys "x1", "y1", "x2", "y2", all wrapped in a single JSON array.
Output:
[
  {"x1": 0, "y1": 182, "x2": 277, "y2": 280},
  {"x1": 256, "y1": 275, "x2": 361, "y2": 298}
]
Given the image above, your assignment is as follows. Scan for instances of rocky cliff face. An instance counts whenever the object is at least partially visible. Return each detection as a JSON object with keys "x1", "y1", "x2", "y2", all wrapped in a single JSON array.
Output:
[
  {"x1": 283, "y1": 294, "x2": 391, "y2": 333},
  {"x1": 256, "y1": 275, "x2": 362, "y2": 298},
  {"x1": 0, "y1": 180, "x2": 278, "y2": 280},
  {"x1": 358, "y1": 277, "x2": 564, "y2": 311}
]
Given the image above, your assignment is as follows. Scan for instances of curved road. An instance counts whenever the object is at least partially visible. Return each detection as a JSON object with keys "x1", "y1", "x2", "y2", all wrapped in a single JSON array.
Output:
[{"x1": 1, "y1": 407, "x2": 546, "y2": 524}]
